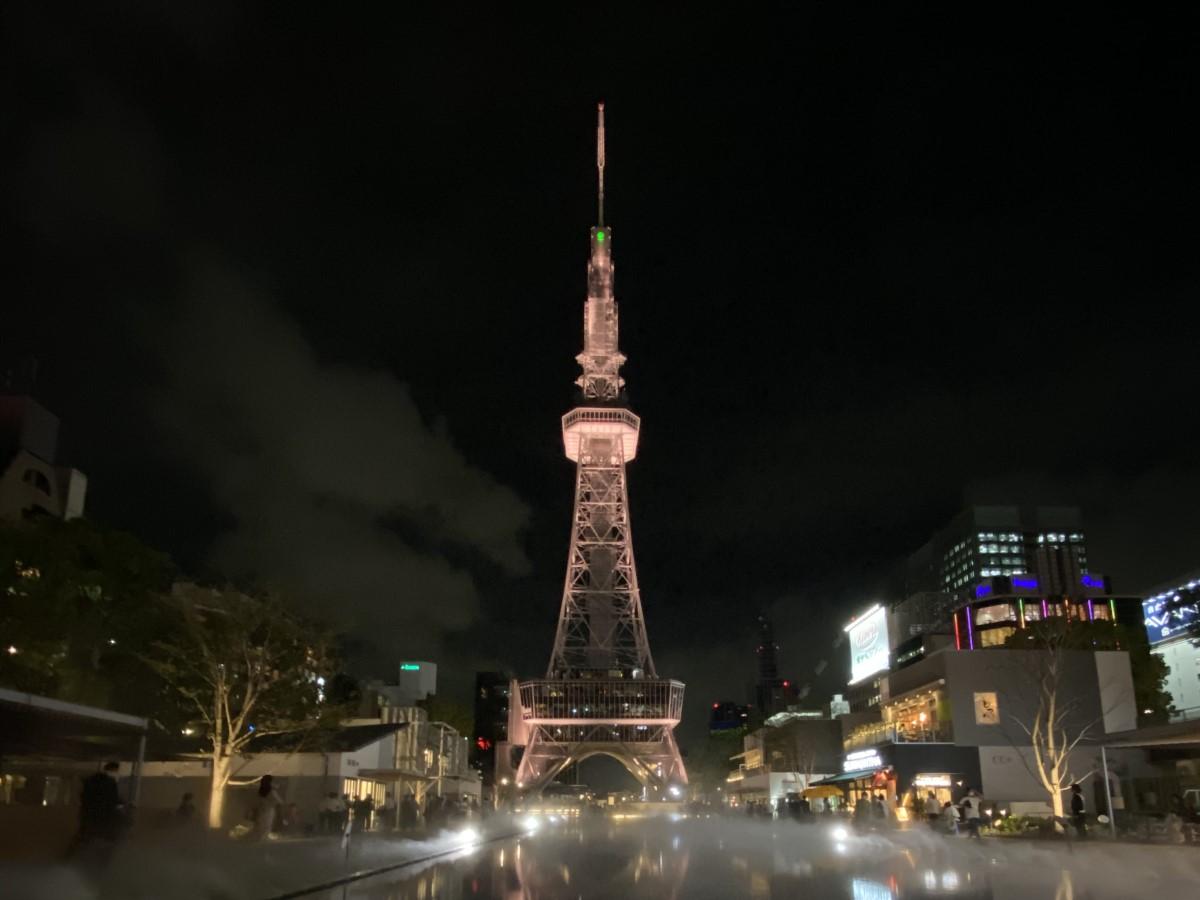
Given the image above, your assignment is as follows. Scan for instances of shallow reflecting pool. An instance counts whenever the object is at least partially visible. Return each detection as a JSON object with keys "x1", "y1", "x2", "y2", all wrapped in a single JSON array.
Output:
[{"x1": 308, "y1": 816, "x2": 1200, "y2": 900}]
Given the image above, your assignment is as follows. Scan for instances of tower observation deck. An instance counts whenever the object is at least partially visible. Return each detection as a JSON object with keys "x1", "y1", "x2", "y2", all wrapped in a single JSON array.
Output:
[{"x1": 510, "y1": 105, "x2": 687, "y2": 796}]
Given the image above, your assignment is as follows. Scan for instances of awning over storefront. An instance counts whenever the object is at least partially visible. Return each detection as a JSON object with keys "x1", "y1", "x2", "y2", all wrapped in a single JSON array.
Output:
[{"x1": 810, "y1": 768, "x2": 879, "y2": 785}]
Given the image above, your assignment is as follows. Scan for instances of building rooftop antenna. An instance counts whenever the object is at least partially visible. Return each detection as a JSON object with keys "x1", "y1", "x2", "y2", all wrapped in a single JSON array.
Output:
[{"x1": 596, "y1": 102, "x2": 605, "y2": 226}]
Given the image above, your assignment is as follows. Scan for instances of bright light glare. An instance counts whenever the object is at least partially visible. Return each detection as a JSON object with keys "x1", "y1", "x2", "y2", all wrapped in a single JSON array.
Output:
[
  {"x1": 668, "y1": 785, "x2": 682, "y2": 798},
  {"x1": 834, "y1": 842, "x2": 847, "y2": 855},
  {"x1": 521, "y1": 815, "x2": 540, "y2": 833},
  {"x1": 831, "y1": 826, "x2": 849, "y2": 841},
  {"x1": 458, "y1": 826, "x2": 481, "y2": 845}
]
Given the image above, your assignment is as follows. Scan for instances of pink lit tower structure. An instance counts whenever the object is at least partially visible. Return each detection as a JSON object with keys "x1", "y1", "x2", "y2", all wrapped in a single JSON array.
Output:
[{"x1": 510, "y1": 105, "x2": 687, "y2": 796}]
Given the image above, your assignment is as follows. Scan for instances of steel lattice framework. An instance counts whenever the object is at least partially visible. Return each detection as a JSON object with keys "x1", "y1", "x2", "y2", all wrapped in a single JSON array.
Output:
[{"x1": 512, "y1": 105, "x2": 687, "y2": 796}]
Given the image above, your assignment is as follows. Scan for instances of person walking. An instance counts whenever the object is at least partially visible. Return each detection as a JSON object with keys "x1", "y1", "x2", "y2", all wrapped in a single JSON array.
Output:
[
  {"x1": 1070, "y1": 783, "x2": 1087, "y2": 838},
  {"x1": 924, "y1": 791, "x2": 941, "y2": 827},
  {"x1": 176, "y1": 792, "x2": 196, "y2": 822},
  {"x1": 318, "y1": 792, "x2": 339, "y2": 833},
  {"x1": 253, "y1": 775, "x2": 283, "y2": 840},
  {"x1": 939, "y1": 800, "x2": 960, "y2": 835},
  {"x1": 401, "y1": 793, "x2": 418, "y2": 830},
  {"x1": 71, "y1": 761, "x2": 124, "y2": 862},
  {"x1": 961, "y1": 797, "x2": 981, "y2": 840}
]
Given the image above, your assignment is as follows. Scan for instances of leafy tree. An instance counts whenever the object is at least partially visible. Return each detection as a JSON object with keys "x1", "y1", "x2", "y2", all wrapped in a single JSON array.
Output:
[
  {"x1": 1004, "y1": 618, "x2": 1172, "y2": 725},
  {"x1": 0, "y1": 518, "x2": 175, "y2": 714},
  {"x1": 686, "y1": 728, "x2": 745, "y2": 796},
  {"x1": 143, "y1": 584, "x2": 340, "y2": 829},
  {"x1": 418, "y1": 694, "x2": 473, "y2": 736}
]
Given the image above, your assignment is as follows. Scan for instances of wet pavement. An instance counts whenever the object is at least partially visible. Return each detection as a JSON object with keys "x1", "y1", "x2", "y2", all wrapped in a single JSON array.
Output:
[{"x1": 300, "y1": 815, "x2": 1200, "y2": 900}]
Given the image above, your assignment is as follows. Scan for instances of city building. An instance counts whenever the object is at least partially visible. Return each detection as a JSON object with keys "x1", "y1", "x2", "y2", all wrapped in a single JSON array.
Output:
[
  {"x1": 827, "y1": 647, "x2": 1138, "y2": 816},
  {"x1": 725, "y1": 716, "x2": 842, "y2": 810},
  {"x1": 906, "y1": 506, "x2": 1089, "y2": 598},
  {"x1": 396, "y1": 661, "x2": 437, "y2": 705},
  {"x1": 471, "y1": 671, "x2": 511, "y2": 790},
  {"x1": 825, "y1": 602, "x2": 1144, "y2": 817},
  {"x1": 754, "y1": 615, "x2": 799, "y2": 716},
  {"x1": 1142, "y1": 570, "x2": 1200, "y2": 720},
  {"x1": 949, "y1": 576, "x2": 1143, "y2": 650},
  {"x1": 709, "y1": 701, "x2": 751, "y2": 732},
  {"x1": 0, "y1": 394, "x2": 87, "y2": 521}
]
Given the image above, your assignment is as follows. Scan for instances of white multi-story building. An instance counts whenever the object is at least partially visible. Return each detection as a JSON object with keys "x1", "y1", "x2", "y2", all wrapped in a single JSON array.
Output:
[
  {"x1": 0, "y1": 395, "x2": 87, "y2": 521},
  {"x1": 1143, "y1": 571, "x2": 1200, "y2": 720}
]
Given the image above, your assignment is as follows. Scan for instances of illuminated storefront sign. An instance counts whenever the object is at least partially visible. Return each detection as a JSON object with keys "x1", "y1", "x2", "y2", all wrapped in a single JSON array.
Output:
[
  {"x1": 843, "y1": 749, "x2": 883, "y2": 772},
  {"x1": 845, "y1": 605, "x2": 889, "y2": 685},
  {"x1": 912, "y1": 773, "x2": 952, "y2": 788},
  {"x1": 1143, "y1": 590, "x2": 1200, "y2": 646}
]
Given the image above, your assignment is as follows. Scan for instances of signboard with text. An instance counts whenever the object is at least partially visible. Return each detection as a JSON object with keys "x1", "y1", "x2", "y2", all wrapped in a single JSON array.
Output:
[
  {"x1": 847, "y1": 605, "x2": 889, "y2": 685},
  {"x1": 1143, "y1": 592, "x2": 1200, "y2": 646}
]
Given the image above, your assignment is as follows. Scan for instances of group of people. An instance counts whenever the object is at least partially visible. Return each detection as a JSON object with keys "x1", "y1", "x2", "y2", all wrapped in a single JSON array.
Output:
[
  {"x1": 852, "y1": 793, "x2": 898, "y2": 830},
  {"x1": 920, "y1": 789, "x2": 983, "y2": 838}
]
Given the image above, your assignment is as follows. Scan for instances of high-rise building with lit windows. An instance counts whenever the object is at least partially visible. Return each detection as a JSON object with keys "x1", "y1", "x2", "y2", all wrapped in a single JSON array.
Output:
[{"x1": 906, "y1": 505, "x2": 1090, "y2": 597}]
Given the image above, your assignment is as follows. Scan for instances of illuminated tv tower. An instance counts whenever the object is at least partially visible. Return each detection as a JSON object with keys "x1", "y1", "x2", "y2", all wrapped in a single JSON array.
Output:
[{"x1": 510, "y1": 105, "x2": 687, "y2": 795}]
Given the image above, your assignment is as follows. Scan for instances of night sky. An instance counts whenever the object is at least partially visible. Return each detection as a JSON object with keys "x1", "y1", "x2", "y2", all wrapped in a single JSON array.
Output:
[{"x1": 5, "y1": 8, "x2": 1200, "y2": 749}]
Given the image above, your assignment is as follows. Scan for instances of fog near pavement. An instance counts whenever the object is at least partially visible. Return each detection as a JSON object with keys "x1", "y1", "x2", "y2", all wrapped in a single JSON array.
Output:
[{"x1": 5, "y1": 815, "x2": 1198, "y2": 900}]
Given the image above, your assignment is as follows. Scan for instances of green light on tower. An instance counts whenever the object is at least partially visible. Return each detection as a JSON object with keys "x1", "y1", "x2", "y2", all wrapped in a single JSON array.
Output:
[{"x1": 596, "y1": 230, "x2": 605, "y2": 242}]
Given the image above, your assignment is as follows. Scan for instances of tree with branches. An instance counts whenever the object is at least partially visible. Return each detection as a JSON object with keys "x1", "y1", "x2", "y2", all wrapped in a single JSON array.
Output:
[
  {"x1": 145, "y1": 584, "x2": 339, "y2": 829},
  {"x1": 1001, "y1": 626, "x2": 1129, "y2": 826}
]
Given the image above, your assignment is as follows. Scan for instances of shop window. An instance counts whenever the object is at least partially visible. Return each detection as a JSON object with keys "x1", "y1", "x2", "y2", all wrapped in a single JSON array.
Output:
[
  {"x1": 978, "y1": 626, "x2": 1015, "y2": 647},
  {"x1": 1023, "y1": 604, "x2": 1042, "y2": 622},
  {"x1": 975, "y1": 603, "x2": 1016, "y2": 626},
  {"x1": 1092, "y1": 603, "x2": 1111, "y2": 621}
]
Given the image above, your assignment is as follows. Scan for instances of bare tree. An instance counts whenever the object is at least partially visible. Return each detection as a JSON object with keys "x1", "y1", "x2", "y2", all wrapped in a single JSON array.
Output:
[
  {"x1": 1004, "y1": 633, "x2": 1103, "y2": 825},
  {"x1": 145, "y1": 584, "x2": 338, "y2": 829}
]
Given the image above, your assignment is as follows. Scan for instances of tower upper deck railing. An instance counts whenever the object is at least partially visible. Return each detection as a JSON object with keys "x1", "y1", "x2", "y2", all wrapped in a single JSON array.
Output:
[{"x1": 519, "y1": 678, "x2": 684, "y2": 725}]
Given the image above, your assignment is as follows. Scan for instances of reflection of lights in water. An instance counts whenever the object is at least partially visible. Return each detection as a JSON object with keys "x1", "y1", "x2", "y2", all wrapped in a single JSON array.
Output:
[
  {"x1": 499, "y1": 848, "x2": 505, "y2": 868},
  {"x1": 834, "y1": 842, "x2": 847, "y2": 855},
  {"x1": 851, "y1": 877, "x2": 895, "y2": 900},
  {"x1": 457, "y1": 826, "x2": 480, "y2": 845},
  {"x1": 924, "y1": 871, "x2": 938, "y2": 891},
  {"x1": 832, "y1": 826, "x2": 849, "y2": 841},
  {"x1": 942, "y1": 870, "x2": 960, "y2": 891},
  {"x1": 672, "y1": 834, "x2": 681, "y2": 850},
  {"x1": 522, "y1": 815, "x2": 540, "y2": 833}
]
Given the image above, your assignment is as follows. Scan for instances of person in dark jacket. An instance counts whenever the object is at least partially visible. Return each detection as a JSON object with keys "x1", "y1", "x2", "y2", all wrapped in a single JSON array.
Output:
[
  {"x1": 69, "y1": 762, "x2": 124, "y2": 863},
  {"x1": 1070, "y1": 783, "x2": 1087, "y2": 837},
  {"x1": 78, "y1": 762, "x2": 123, "y2": 841}
]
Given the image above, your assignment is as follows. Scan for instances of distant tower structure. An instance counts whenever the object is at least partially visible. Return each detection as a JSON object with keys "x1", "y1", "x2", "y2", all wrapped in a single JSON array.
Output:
[
  {"x1": 755, "y1": 615, "x2": 794, "y2": 716},
  {"x1": 510, "y1": 105, "x2": 686, "y2": 796}
]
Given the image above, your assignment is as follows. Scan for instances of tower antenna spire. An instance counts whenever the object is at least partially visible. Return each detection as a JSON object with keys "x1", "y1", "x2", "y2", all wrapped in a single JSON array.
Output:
[{"x1": 596, "y1": 102, "x2": 605, "y2": 226}]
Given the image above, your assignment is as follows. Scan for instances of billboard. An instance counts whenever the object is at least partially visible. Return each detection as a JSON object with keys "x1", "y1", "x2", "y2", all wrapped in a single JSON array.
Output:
[
  {"x1": 1143, "y1": 590, "x2": 1200, "y2": 646},
  {"x1": 847, "y1": 605, "x2": 889, "y2": 685}
]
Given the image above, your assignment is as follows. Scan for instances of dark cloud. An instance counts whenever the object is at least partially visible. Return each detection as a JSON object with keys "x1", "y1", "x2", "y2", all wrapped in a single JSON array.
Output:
[{"x1": 152, "y1": 255, "x2": 531, "y2": 664}]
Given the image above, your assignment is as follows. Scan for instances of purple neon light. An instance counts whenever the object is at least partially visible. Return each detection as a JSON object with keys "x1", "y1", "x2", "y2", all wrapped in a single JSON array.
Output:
[
  {"x1": 1041, "y1": 599, "x2": 1049, "y2": 619},
  {"x1": 966, "y1": 606, "x2": 975, "y2": 650},
  {"x1": 1087, "y1": 599, "x2": 1095, "y2": 621}
]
